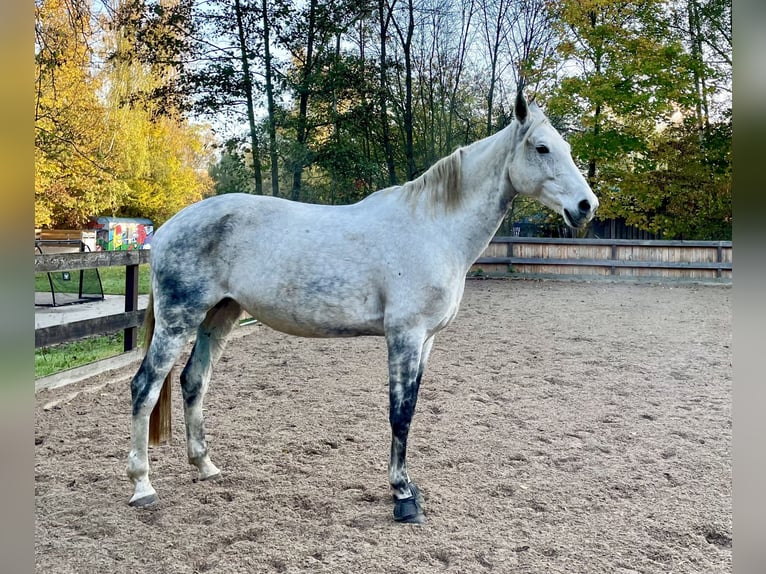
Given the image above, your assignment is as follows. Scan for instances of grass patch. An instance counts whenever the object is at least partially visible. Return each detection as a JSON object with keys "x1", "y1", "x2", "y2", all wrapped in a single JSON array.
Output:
[
  {"x1": 35, "y1": 263, "x2": 151, "y2": 296},
  {"x1": 99, "y1": 264, "x2": 152, "y2": 295},
  {"x1": 35, "y1": 328, "x2": 146, "y2": 378}
]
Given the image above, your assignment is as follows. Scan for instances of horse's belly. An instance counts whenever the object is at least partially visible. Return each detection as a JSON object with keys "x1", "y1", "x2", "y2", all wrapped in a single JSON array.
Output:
[
  {"x1": 239, "y1": 284, "x2": 385, "y2": 338},
  {"x1": 249, "y1": 306, "x2": 385, "y2": 338}
]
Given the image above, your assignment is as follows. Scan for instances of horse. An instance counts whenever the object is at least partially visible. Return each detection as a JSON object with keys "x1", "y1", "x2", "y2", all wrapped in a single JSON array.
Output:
[{"x1": 126, "y1": 91, "x2": 598, "y2": 523}]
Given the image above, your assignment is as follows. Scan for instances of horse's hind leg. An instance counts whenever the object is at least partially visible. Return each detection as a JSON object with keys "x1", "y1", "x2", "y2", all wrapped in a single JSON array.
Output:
[
  {"x1": 180, "y1": 298, "x2": 242, "y2": 481},
  {"x1": 127, "y1": 328, "x2": 189, "y2": 506}
]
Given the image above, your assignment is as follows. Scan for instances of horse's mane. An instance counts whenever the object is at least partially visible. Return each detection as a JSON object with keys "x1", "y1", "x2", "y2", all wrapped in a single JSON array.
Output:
[{"x1": 400, "y1": 148, "x2": 463, "y2": 212}]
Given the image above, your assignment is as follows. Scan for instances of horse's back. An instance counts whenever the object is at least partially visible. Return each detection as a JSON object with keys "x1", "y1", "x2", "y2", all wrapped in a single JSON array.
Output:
[
  {"x1": 150, "y1": 192, "x2": 464, "y2": 338},
  {"x1": 149, "y1": 194, "x2": 383, "y2": 336}
]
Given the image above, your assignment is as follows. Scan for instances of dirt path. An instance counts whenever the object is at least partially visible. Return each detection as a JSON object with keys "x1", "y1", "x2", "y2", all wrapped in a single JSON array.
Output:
[{"x1": 35, "y1": 279, "x2": 732, "y2": 573}]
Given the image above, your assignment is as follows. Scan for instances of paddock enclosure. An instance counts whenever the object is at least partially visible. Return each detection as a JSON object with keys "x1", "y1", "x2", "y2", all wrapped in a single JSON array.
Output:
[{"x1": 35, "y1": 279, "x2": 732, "y2": 574}]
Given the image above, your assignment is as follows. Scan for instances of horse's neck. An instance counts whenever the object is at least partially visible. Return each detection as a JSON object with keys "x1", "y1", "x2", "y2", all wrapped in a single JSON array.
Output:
[{"x1": 445, "y1": 126, "x2": 517, "y2": 269}]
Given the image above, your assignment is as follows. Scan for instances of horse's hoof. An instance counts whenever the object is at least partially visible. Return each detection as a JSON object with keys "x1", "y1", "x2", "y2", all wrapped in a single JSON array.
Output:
[
  {"x1": 128, "y1": 492, "x2": 158, "y2": 507},
  {"x1": 393, "y1": 483, "x2": 426, "y2": 524},
  {"x1": 191, "y1": 458, "x2": 221, "y2": 482}
]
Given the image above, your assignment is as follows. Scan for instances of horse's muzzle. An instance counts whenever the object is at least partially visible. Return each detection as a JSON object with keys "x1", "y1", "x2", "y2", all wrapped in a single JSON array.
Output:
[{"x1": 564, "y1": 198, "x2": 597, "y2": 229}]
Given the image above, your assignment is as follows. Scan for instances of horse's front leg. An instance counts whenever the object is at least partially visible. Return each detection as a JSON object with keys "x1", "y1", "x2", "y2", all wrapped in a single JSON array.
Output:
[{"x1": 386, "y1": 332, "x2": 433, "y2": 524}]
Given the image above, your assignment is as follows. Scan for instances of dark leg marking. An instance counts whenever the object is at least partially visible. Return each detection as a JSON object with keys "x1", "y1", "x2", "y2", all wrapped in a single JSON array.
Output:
[
  {"x1": 127, "y1": 329, "x2": 190, "y2": 506},
  {"x1": 131, "y1": 343, "x2": 174, "y2": 416},
  {"x1": 180, "y1": 338, "x2": 210, "y2": 409},
  {"x1": 387, "y1": 332, "x2": 430, "y2": 523},
  {"x1": 180, "y1": 298, "x2": 241, "y2": 481}
]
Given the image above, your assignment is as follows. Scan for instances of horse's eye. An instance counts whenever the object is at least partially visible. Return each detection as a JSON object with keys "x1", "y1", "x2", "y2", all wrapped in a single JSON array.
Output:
[{"x1": 536, "y1": 145, "x2": 550, "y2": 154}]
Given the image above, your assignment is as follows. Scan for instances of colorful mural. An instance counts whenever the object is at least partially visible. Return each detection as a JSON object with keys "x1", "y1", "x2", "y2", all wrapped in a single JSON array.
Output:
[{"x1": 87, "y1": 217, "x2": 154, "y2": 251}]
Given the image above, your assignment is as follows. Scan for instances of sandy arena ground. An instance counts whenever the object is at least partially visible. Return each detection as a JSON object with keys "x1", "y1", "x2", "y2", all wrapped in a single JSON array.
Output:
[{"x1": 35, "y1": 278, "x2": 732, "y2": 573}]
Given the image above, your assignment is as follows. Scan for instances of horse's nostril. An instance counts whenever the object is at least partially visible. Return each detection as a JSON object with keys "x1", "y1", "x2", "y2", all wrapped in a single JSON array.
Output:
[{"x1": 578, "y1": 199, "x2": 591, "y2": 214}]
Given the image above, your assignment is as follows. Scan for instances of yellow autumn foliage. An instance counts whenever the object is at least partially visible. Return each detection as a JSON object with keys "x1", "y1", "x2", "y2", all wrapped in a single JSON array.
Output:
[{"x1": 35, "y1": 0, "x2": 213, "y2": 229}]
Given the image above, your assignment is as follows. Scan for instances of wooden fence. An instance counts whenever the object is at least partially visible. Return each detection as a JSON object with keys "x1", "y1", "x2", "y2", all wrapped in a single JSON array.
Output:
[
  {"x1": 35, "y1": 250, "x2": 150, "y2": 350},
  {"x1": 34, "y1": 238, "x2": 731, "y2": 388},
  {"x1": 35, "y1": 229, "x2": 85, "y2": 241},
  {"x1": 35, "y1": 237, "x2": 731, "y2": 351},
  {"x1": 35, "y1": 237, "x2": 732, "y2": 358},
  {"x1": 471, "y1": 237, "x2": 732, "y2": 280}
]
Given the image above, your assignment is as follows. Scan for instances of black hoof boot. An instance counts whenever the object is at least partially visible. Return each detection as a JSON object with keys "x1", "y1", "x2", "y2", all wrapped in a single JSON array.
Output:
[{"x1": 393, "y1": 483, "x2": 426, "y2": 524}]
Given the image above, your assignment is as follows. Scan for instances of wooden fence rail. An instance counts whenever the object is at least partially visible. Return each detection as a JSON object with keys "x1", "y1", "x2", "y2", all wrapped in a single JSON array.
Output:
[
  {"x1": 472, "y1": 237, "x2": 732, "y2": 280},
  {"x1": 35, "y1": 238, "x2": 731, "y2": 352},
  {"x1": 35, "y1": 250, "x2": 150, "y2": 349}
]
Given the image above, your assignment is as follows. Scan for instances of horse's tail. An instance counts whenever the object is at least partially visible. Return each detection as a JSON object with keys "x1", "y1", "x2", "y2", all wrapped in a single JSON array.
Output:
[{"x1": 145, "y1": 290, "x2": 172, "y2": 446}]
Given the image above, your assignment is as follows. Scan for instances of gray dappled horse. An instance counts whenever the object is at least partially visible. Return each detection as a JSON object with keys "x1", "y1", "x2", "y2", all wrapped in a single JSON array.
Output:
[{"x1": 127, "y1": 92, "x2": 598, "y2": 523}]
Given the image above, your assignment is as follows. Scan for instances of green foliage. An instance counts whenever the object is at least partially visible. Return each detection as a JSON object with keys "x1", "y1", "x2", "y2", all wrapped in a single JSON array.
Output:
[
  {"x1": 616, "y1": 116, "x2": 732, "y2": 239},
  {"x1": 209, "y1": 142, "x2": 257, "y2": 195},
  {"x1": 34, "y1": 0, "x2": 118, "y2": 228},
  {"x1": 544, "y1": 0, "x2": 732, "y2": 237}
]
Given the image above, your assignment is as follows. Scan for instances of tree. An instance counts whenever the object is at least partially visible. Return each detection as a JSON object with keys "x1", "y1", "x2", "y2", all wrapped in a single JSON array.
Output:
[
  {"x1": 619, "y1": 113, "x2": 731, "y2": 239},
  {"x1": 261, "y1": 0, "x2": 281, "y2": 196},
  {"x1": 390, "y1": 0, "x2": 416, "y2": 179},
  {"x1": 478, "y1": 0, "x2": 511, "y2": 136},
  {"x1": 37, "y1": 0, "x2": 731, "y2": 239},
  {"x1": 35, "y1": 0, "x2": 214, "y2": 228},
  {"x1": 279, "y1": 0, "x2": 376, "y2": 200},
  {"x1": 669, "y1": 0, "x2": 731, "y2": 134},
  {"x1": 35, "y1": 0, "x2": 123, "y2": 228},
  {"x1": 377, "y1": 0, "x2": 397, "y2": 185},
  {"x1": 232, "y1": 0, "x2": 264, "y2": 194},
  {"x1": 208, "y1": 139, "x2": 256, "y2": 195},
  {"x1": 548, "y1": 0, "x2": 696, "y2": 222},
  {"x1": 124, "y1": 0, "x2": 278, "y2": 196},
  {"x1": 99, "y1": 0, "x2": 214, "y2": 222},
  {"x1": 281, "y1": 0, "x2": 319, "y2": 200},
  {"x1": 504, "y1": 0, "x2": 560, "y2": 96}
]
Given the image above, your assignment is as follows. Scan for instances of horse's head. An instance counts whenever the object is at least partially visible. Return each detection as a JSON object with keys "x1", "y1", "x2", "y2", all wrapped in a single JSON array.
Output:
[{"x1": 507, "y1": 91, "x2": 599, "y2": 229}]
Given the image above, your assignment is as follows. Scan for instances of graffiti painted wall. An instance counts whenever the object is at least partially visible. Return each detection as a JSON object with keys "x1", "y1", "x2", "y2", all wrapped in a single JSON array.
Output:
[{"x1": 87, "y1": 217, "x2": 154, "y2": 251}]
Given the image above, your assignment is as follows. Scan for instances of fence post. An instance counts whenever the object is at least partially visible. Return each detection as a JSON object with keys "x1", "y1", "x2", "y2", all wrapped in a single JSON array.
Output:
[
  {"x1": 610, "y1": 243, "x2": 617, "y2": 275},
  {"x1": 716, "y1": 243, "x2": 723, "y2": 279},
  {"x1": 124, "y1": 261, "x2": 139, "y2": 352}
]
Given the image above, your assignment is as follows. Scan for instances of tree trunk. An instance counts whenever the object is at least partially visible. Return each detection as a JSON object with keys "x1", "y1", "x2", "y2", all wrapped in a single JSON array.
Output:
[
  {"x1": 588, "y1": 103, "x2": 601, "y2": 184},
  {"x1": 403, "y1": 0, "x2": 415, "y2": 179},
  {"x1": 331, "y1": 32, "x2": 342, "y2": 204},
  {"x1": 587, "y1": 9, "x2": 600, "y2": 187},
  {"x1": 291, "y1": 0, "x2": 317, "y2": 201},
  {"x1": 234, "y1": 0, "x2": 262, "y2": 194},
  {"x1": 447, "y1": 0, "x2": 474, "y2": 149},
  {"x1": 687, "y1": 0, "x2": 709, "y2": 142},
  {"x1": 393, "y1": 0, "x2": 416, "y2": 179},
  {"x1": 262, "y1": 0, "x2": 279, "y2": 196},
  {"x1": 481, "y1": 0, "x2": 507, "y2": 138},
  {"x1": 378, "y1": 0, "x2": 397, "y2": 185}
]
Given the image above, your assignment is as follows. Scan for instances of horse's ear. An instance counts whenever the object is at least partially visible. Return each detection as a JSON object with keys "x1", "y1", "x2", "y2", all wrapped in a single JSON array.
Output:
[{"x1": 515, "y1": 89, "x2": 528, "y2": 124}]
